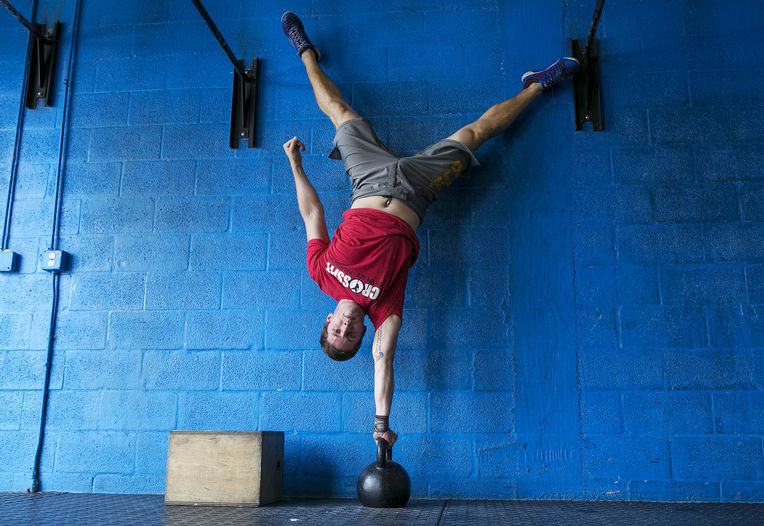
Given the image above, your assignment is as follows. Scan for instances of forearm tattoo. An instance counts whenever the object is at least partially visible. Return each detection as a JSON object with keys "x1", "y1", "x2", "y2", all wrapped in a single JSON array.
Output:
[{"x1": 374, "y1": 330, "x2": 384, "y2": 361}]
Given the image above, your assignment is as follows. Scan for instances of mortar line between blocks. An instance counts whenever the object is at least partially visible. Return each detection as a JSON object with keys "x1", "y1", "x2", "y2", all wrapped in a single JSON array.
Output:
[
  {"x1": 185, "y1": 235, "x2": 191, "y2": 271},
  {"x1": 265, "y1": 232, "x2": 270, "y2": 272},
  {"x1": 666, "y1": 436, "x2": 674, "y2": 480},
  {"x1": 704, "y1": 305, "x2": 711, "y2": 348},
  {"x1": 656, "y1": 266, "x2": 663, "y2": 305},
  {"x1": 226, "y1": 197, "x2": 232, "y2": 233},
  {"x1": 159, "y1": 125, "x2": 165, "y2": 160},
  {"x1": 117, "y1": 160, "x2": 126, "y2": 197},
  {"x1": 608, "y1": 147, "x2": 615, "y2": 185},
  {"x1": 192, "y1": 159, "x2": 200, "y2": 196},
  {"x1": 734, "y1": 182, "x2": 744, "y2": 223}
]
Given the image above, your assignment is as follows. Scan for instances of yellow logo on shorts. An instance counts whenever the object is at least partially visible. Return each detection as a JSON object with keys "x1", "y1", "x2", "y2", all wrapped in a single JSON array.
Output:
[{"x1": 428, "y1": 159, "x2": 463, "y2": 198}]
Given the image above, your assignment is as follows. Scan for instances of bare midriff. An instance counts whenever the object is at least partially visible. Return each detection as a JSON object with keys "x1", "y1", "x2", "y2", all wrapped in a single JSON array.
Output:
[{"x1": 350, "y1": 196, "x2": 421, "y2": 231}]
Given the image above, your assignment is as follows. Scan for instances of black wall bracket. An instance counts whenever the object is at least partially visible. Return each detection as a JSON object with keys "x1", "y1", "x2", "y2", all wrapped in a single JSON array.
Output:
[
  {"x1": 230, "y1": 58, "x2": 259, "y2": 149},
  {"x1": 571, "y1": 38, "x2": 603, "y2": 131},
  {"x1": 26, "y1": 21, "x2": 61, "y2": 109},
  {"x1": 572, "y1": 0, "x2": 606, "y2": 131},
  {"x1": 192, "y1": 0, "x2": 259, "y2": 149},
  {"x1": 1, "y1": 0, "x2": 61, "y2": 109}
]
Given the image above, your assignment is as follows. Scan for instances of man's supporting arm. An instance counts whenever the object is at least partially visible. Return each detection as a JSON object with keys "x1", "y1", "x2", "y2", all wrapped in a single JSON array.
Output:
[{"x1": 372, "y1": 315, "x2": 402, "y2": 447}]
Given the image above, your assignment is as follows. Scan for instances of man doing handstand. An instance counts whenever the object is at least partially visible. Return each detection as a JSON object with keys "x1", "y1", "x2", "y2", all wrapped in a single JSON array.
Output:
[{"x1": 280, "y1": 11, "x2": 579, "y2": 448}]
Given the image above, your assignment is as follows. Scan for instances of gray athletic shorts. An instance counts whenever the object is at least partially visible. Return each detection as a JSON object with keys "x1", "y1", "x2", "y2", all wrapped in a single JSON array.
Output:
[{"x1": 328, "y1": 118, "x2": 480, "y2": 222}]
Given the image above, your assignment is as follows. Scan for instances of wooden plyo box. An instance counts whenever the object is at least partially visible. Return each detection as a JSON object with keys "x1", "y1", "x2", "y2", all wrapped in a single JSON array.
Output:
[{"x1": 165, "y1": 431, "x2": 284, "y2": 507}]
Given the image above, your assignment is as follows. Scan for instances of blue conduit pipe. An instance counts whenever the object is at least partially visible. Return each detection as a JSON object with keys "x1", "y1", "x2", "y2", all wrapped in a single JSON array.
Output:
[
  {"x1": 48, "y1": 0, "x2": 81, "y2": 251},
  {"x1": 1, "y1": 0, "x2": 38, "y2": 251},
  {"x1": 29, "y1": 0, "x2": 82, "y2": 494}
]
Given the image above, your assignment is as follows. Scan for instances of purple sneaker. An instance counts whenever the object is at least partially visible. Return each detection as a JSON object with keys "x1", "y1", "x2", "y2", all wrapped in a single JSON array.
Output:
[
  {"x1": 521, "y1": 57, "x2": 579, "y2": 90},
  {"x1": 281, "y1": 11, "x2": 321, "y2": 62}
]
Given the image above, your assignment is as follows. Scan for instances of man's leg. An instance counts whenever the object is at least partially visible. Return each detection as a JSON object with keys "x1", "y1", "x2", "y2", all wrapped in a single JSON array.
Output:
[
  {"x1": 447, "y1": 56, "x2": 579, "y2": 151},
  {"x1": 301, "y1": 50, "x2": 359, "y2": 130},
  {"x1": 446, "y1": 83, "x2": 543, "y2": 152}
]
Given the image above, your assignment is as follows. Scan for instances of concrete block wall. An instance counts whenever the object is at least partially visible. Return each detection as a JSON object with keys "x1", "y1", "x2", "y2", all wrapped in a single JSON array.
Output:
[
  {"x1": 0, "y1": 0, "x2": 762, "y2": 501},
  {"x1": 566, "y1": 0, "x2": 764, "y2": 503}
]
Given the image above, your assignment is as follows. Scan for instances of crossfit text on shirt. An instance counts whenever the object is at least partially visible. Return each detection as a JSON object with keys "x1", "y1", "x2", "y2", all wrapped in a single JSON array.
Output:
[{"x1": 324, "y1": 261, "x2": 380, "y2": 300}]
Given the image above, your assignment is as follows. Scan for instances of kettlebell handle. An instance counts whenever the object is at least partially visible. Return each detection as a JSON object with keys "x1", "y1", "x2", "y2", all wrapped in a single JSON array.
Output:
[{"x1": 376, "y1": 437, "x2": 392, "y2": 467}]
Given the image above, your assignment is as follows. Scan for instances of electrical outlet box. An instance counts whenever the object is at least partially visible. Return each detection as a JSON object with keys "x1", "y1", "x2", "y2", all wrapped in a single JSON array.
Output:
[
  {"x1": 42, "y1": 250, "x2": 69, "y2": 272},
  {"x1": 0, "y1": 250, "x2": 19, "y2": 272}
]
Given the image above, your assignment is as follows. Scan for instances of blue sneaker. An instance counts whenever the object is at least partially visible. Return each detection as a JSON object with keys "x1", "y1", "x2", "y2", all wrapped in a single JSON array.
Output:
[
  {"x1": 521, "y1": 57, "x2": 579, "y2": 90},
  {"x1": 281, "y1": 11, "x2": 321, "y2": 62}
]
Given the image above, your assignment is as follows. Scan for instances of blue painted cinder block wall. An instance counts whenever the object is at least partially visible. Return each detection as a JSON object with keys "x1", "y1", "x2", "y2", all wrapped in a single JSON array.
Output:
[{"x1": 1, "y1": 0, "x2": 763, "y2": 501}]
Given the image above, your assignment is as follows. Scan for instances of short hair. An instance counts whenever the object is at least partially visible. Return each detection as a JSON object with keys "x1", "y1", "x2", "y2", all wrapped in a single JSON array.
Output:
[{"x1": 320, "y1": 320, "x2": 363, "y2": 361}]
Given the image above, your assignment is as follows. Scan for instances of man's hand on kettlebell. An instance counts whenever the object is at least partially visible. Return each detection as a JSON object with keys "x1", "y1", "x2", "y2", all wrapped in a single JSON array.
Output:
[{"x1": 373, "y1": 429, "x2": 398, "y2": 448}]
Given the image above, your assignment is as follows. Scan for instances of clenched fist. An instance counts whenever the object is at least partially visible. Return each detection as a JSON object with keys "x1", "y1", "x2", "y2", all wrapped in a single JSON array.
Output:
[
  {"x1": 373, "y1": 429, "x2": 398, "y2": 449},
  {"x1": 283, "y1": 136, "x2": 306, "y2": 166}
]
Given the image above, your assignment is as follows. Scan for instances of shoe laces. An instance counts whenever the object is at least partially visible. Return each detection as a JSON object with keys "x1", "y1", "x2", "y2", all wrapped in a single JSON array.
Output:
[
  {"x1": 542, "y1": 61, "x2": 568, "y2": 87},
  {"x1": 288, "y1": 26, "x2": 306, "y2": 47}
]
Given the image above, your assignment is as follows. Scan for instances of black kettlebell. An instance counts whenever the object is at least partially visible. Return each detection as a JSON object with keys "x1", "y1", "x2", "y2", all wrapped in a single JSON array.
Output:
[{"x1": 357, "y1": 438, "x2": 411, "y2": 508}]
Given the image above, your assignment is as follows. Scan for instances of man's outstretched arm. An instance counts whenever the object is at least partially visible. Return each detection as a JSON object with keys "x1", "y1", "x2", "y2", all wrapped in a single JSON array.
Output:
[
  {"x1": 283, "y1": 136, "x2": 329, "y2": 242},
  {"x1": 372, "y1": 315, "x2": 402, "y2": 448}
]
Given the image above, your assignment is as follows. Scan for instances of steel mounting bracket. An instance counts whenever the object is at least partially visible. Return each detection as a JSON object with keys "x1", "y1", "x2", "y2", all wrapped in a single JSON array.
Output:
[
  {"x1": 26, "y1": 21, "x2": 61, "y2": 109},
  {"x1": 571, "y1": 38, "x2": 603, "y2": 131},
  {"x1": 571, "y1": 0, "x2": 606, "y2": 131},
  {"x1": 230, "y1": 58, "x2": 259, "y2": 149}
]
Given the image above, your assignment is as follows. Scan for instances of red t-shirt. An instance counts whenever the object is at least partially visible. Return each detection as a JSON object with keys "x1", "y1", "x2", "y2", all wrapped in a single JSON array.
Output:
[{"x1": 306, "y1": 208, "x2": 419, "y2": 328}]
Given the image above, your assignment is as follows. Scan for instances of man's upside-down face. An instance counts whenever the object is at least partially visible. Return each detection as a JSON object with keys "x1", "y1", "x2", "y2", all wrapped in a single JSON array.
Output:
[{"x1": 325, "y1": 299, "x2": 367, "y2": 352}]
